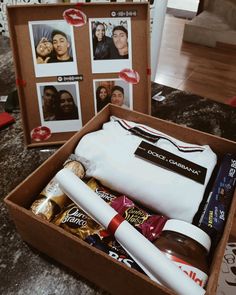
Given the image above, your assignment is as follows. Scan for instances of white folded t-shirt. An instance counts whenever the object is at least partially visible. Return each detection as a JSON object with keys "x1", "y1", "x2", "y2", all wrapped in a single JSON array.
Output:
[{"x1": 75, "y1": 116, "x2": 217, "y2": 222}]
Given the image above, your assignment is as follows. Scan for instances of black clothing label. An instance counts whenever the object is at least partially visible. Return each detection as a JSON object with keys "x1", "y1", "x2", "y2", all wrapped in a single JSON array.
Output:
[{"x1": 134, "y1": 141, "x2": 207, "y2": 184}]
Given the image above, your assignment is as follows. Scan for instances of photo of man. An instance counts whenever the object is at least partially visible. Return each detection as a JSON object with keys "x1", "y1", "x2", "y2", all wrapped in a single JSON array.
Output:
[
  {"x1": 42, "y1": 85, "x2": 57, "y2": 121},
  {"x1": 48, "y1": 30, "x2": 73, "y2": 63},
  {"x1": 110, "y1": 26, "x2": 128, "y2": 59},
  {"x1": 110, "y1": 85, "x2": 129, "y2": 108}
]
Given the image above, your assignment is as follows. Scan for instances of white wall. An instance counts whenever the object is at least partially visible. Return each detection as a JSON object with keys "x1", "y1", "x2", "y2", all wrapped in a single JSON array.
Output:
[
  {"x1": 167, "y1": 0, "x2": 199, "y2": 12},
  {"x1": 151, "y1": 0, "x2": 168, "y2": 81},
  {"x1": 0, "y1": 1, "x2": 60, "y2": 37}
]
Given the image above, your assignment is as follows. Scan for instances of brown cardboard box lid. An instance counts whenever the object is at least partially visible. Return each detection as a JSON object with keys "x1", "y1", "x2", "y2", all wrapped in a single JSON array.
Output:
[{"x1": 8, "y1": 2, "x2": 151, "y2": 147}]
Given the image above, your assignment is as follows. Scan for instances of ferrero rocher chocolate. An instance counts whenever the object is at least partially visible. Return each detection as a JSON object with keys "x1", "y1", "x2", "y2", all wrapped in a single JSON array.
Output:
[
  {"x1": 63, "y1": 155, "x2": 85, "y2": 179},
  {"x1": 30, "y1": 198, "x2": 54, "y2": 221},
  {"x1": 30, "y1": 178, "x2": 69, "y2": 221},
  {"x1": 30, "y1": 154, "x2": 85, "y2": 221}
]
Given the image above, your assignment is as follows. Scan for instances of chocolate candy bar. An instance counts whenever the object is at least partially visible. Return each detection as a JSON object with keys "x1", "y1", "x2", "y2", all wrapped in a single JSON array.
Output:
[
  {"x1": 198, "y1": 153, "x2": 236, "y2": 247},
  {"x1": 110, "y1": 195, "x2": 168, "y2": 242},
  {"x1": 53, "y1": 203, "x2": 102, "y2": 240},
  {"x1": 87, "y1": 178, "x2": 117, "y2": 204},
  {"x1": 88, "y1": 178, "x2": 168, "y2": 241},
  {"x1": 85, "y1": 234, "x2": 144, "y2": 273}
]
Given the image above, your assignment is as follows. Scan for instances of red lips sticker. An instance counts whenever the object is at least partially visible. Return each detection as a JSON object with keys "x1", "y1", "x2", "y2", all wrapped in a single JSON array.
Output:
[
  {"x1": 31, "y1": 126, "x2": 51, "y2": 142},
  {"x1": 63, "y1": 8, "x2": 87, "y2": 27},
  {"x1": 119, "y1": 69, "x2": 140, "y2": 84}
]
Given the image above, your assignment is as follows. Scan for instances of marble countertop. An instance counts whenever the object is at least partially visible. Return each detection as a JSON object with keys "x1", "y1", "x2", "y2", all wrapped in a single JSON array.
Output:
[{"x1": 1, "y1": 34, "x2": 236, "y2": 295}]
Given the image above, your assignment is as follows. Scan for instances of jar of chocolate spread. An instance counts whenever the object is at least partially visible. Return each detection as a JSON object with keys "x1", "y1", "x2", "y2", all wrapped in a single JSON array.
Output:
[{"x1": 154, "y1": 219, "x2": 211, "y2": 288}]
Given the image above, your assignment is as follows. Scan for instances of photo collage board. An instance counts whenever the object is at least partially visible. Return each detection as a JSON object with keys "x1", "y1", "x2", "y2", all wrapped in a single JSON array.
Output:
[{"x1": 8, "y1": 2, "x2": 151, "y2": 146}]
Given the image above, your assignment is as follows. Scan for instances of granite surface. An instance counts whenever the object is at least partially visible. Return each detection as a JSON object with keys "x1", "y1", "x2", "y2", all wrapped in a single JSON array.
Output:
[
  {"x1": 0, "y1": 112, "x2": 109, "y2": 295},
  {"x1": 0, "y1": 35, "x2": 15, "y2": 95},
  {"x1": 1, "y1": 34, "x2": 236, "y2": 295},
  {"x1": 0, "y1": 115, "x2": 108, "y2": 294},
  {"x1": 0, "y1": 35, "x2": 108, "y2": 295}
]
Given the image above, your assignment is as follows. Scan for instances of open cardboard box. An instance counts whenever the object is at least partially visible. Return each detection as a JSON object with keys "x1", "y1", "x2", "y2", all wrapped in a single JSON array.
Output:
[
  {"x1": 4, "y1": 104, "x2": 236, "y2": 295},
  {"x1": 7, "y1": 2, "x2": 151, "y2": 147}
]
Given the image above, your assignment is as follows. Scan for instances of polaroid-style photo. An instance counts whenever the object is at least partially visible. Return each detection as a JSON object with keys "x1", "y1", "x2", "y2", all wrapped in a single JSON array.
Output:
[
  {"x1": 36, "y1": 82, "x2": 82, "y2": 133},
  {"x1": 89, "y1": 18, "x2": 132, "y2": 73},
  {"x1": 29, "y1": 20, "x2": 77, "y2": 77},
  {"x1": 93, "y1": 78, "x2": 133, "y2": 113}
]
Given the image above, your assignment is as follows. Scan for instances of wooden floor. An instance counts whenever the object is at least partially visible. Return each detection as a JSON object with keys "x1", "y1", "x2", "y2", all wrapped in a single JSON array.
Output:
[{"x1": 155, "y1": 14, "x2": 236, "y2": 104}]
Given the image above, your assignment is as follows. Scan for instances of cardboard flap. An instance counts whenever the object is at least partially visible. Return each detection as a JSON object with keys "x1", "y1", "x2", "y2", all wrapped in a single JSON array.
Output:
[{"x1": 7, "y1": 2, "x2": 151, "y2": 147}]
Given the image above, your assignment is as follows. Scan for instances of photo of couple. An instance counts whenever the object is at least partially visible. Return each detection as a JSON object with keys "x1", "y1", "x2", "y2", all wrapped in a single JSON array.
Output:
[
  {"x1": 35, "y1": 30, "x2": 73, "y2": 64},
  {"x1": 92, "y1": 22, "x2": 128, "y2": 60},
  {"x1": 41, "y1": 85, "x2": 79, "y2": 121},
  {"x1": 37, "y1": 82, "x2": 82, "y2": 133},
  {"x1": 94, "y1": 79, "x2": 132, "y2": 113},
  {"x1": 90, "y1": 18, "x2": 132, "y2": 73},
  {"x1": 29, "y1": 20, "x2": 77, "y2": 77}
]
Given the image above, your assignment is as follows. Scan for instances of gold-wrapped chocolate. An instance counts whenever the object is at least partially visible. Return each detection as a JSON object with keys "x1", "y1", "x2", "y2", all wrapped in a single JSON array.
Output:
[
  {"x1": 87, "y1": 178, "x2": 117, "y2": 204},
  {"x1": 63, "y1": 155, "x2": 85, "y2": 179},
  {"x1": 30, "y1": 154, "x2": 85, "y2": 221},
  {"x1": 53, "y1": 203, "x2": 102, "y2": 240},
  {"x1": 30, "y1": 198, "x2": 55, "y2": 221},
  {"x1": 30, "y1": 178, "x2": 69, "y2": 221}
]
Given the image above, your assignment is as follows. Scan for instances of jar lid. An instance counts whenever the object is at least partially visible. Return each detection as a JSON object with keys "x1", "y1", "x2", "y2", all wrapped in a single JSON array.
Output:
[{"x1": 162, "y1": 219, "x2": 211, "y2": 252}]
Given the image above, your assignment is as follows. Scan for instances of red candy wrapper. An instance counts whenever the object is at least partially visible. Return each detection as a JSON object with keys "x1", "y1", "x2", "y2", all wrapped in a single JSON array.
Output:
[{"x1": 111, "y1": 196, "x2": 168, "y2": 241}]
